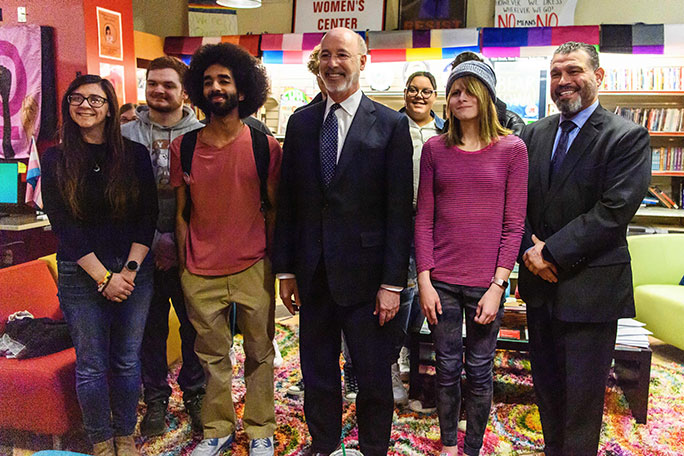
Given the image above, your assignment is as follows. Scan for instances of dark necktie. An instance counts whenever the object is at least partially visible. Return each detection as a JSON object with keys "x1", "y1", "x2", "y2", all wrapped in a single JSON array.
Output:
[
  {"x1": 550, "y1": 120, "x2": 577, "y2": 181},
  {"x1": 320, "y1": 103, "x2": 341, "y2": 186}
]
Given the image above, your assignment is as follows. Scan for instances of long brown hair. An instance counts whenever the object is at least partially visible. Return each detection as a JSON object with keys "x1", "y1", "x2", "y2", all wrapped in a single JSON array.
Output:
[
  {"x1": 444, "y1": 76, "x2": 511, "y2": 147},
  {"x1": 57, "y1": 75, "x2": 138, "y2": 220}
]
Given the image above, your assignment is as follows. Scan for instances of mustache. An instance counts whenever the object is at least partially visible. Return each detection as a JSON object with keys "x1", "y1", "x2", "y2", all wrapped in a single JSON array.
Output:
[
  {"x1": 208, "y1": 91, "x2": 227, "y2": 100},
  {"x1": 555, "y1": 84, "x2": 577, "y2": 93}
]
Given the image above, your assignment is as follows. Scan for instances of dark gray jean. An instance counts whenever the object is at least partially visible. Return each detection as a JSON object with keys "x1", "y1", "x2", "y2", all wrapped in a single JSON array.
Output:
[{"x1": 429, "y1": 280, "x2": 504, "y2": 455}]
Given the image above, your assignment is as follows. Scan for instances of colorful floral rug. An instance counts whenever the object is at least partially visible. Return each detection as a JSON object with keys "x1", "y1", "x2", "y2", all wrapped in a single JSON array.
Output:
[{"x1": 134, "y1": 324, "x2": 684, "y2": 456}]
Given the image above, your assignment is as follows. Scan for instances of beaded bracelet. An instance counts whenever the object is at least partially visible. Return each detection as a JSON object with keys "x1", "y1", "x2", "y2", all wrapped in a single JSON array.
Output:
[{"x1": 97, "y1": 270, "x2": 113, "y2": 293}]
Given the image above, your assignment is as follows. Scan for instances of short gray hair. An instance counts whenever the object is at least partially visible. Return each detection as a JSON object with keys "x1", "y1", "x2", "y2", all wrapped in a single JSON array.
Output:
[
  {"x1": 355, "y1": 32, "x2": 367, "y2": 55},
  {"x1": 553, "y1": 41, "x2": 600, "y2": 70}
]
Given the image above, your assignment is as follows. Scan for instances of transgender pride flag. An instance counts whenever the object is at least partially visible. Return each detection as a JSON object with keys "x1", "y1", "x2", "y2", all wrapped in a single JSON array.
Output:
[{"x1": 24, "y1": 136, "x2": 42, "y2": 209}]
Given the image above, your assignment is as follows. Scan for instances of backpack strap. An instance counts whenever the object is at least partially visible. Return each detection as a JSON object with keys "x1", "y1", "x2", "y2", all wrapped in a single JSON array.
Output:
[
  {"x1": 248, "y1": 124, "x2": 271, "y2": 212},
  {"x1": 180, "y1": 129, "x2": 200, "y2": 176},
  {"x1": 180, "y1": 129, "x2": 201, "y2": 222}
]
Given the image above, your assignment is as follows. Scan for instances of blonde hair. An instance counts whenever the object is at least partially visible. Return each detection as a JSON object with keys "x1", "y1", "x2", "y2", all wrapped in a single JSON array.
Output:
[
  {"x1": 444, "y1": 76, "x2": 511, "y2": 147},
  {"x1": 307, "y1": 45, "x2": 321, "y2": 76}
]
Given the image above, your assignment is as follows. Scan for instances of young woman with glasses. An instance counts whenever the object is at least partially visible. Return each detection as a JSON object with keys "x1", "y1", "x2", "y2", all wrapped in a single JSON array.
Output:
[
  {"x1": 42, "y1": 75, "x2": 158, "y2": 456},
  {"x1": 414, "y1": 61, "x2": 528, "y2": 456}
]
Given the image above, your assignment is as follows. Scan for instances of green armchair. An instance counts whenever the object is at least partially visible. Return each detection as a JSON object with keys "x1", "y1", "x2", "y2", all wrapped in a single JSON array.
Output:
[{"x1": 627, "y1": 234, "x2": 684, "y2": 350}]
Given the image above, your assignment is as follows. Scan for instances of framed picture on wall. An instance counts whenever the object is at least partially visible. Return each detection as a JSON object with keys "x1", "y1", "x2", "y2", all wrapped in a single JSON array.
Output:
[
  {"x1": 100, "y1": 62, "x2": 125, "y2": 105},
  {"x1": 97, "y1": 7, "x2": 123, "y2": 61},
  {"x1": 399, "y1": 0, "x2": 467, "y2": 30}
]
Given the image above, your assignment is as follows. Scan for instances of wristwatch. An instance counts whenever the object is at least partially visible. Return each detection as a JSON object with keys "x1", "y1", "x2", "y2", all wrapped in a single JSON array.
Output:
[
  {"x1": 125, "y1": 260, "x2": 140, "y2": 273},
  {"x1": 490, "y1": 277, "x2": 508, "y2": 290}
]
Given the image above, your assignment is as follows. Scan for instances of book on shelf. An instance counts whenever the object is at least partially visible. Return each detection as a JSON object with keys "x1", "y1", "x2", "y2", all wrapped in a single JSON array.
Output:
[
  {"x1": 655, "y1": 185, "x2": 679, "y2": 209},
  {"x1": 641, "y1": 196, "x2": 659, "y2": 206},
  {"x1": 601, "y1": 66, "x2": 684, "y2": 91},
  {"x1": 651, "y1": 146, "x2": 684, "y2": 172},
  {"x1": 615, "y1": 107, "x2": 684, "y2": 132},
  {"x1": 647, "y1": 186, "x2": 679, "y2": 209}
]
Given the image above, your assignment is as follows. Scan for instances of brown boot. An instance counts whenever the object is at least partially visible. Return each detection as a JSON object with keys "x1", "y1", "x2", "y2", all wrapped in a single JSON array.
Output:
[
  {"x1": 92, "y1": 438, "x2": 115, "y2": 456},
  {"x1": 114, "y1": 435, "x2": 139, "y2": 456}
]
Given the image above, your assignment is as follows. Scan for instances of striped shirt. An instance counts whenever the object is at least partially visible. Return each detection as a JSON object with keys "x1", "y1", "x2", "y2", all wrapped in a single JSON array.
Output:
[{"x1": 415, "y1": 134, "x2": 529, "y2": 288}]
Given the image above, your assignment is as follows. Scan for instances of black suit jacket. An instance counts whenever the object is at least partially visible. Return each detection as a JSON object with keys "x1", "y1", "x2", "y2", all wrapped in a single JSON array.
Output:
[
  {"x1": 518, "y1": 105, "x2": 651, "y2": 322},
  {"x1": 272, "y1": 94, "x2": 414, "y2": 307}
]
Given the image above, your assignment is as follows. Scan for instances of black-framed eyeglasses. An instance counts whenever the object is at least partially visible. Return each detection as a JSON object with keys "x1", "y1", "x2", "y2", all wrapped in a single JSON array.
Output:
[
  {"x1": 67, "y1": 94, "x2": 108, "y2": 108},
  {"x1": 406, "y1": 86, "x2": 435, "y2": 98}
]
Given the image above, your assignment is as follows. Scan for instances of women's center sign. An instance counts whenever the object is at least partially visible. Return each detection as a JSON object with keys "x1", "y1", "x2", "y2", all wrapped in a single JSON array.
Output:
[
  {"x1": 496, "y1": 0, "x2": 577, "y2": 28},
  {"x1": 293, "y1": 0, "x2": 384, "y2": 32}
]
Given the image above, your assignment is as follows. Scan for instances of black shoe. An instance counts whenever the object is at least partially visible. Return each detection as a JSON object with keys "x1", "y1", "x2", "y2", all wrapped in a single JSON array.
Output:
[
  {"x1": 184, "y1": 393, "x2": 204, "y2": 432},
  {"x1": 140, "y1": 399, "x2": 168, "y2": 437},
  {"x1": 343, "y1": 364, "x2": 358, "y2": 402}
]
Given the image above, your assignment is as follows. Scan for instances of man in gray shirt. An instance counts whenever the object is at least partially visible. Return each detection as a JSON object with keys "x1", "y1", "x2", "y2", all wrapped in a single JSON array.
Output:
[{"x1": 121, "y1": 56, "x2": 205, "y2": 437}]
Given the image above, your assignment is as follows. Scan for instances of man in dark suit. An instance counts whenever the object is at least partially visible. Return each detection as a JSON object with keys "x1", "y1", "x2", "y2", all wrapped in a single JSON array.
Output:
[
  {"x1": 272, "y1": 27, "x2": 413, "y2": 456},
  {"x1": 518, "y1": 42, "x2": 651, "y2": 456}
]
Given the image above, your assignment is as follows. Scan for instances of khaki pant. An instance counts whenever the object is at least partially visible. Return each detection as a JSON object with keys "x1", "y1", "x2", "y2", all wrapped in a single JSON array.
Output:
[{"x1": 181, "y1": 259, "x2": 276, "y2": 439}]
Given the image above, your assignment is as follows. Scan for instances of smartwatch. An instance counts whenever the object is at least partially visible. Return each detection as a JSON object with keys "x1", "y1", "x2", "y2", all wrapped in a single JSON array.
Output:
[
  {"x1": 490, "y1": 277, "x2": 508, "y2": 290},
  {"x1": 125, "y1": 260, "x2": 140, "y2": 273}
]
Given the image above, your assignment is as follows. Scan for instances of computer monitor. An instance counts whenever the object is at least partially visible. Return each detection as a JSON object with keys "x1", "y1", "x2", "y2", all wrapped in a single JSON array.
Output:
[{"x1": 0, "y1": 162, "x2": 19, "y2": 204}]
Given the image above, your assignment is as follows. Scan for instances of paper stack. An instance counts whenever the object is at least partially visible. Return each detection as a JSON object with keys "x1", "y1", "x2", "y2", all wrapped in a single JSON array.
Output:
[{"x1": 616, "y1": 318, "x2": 652, "y2": 349}]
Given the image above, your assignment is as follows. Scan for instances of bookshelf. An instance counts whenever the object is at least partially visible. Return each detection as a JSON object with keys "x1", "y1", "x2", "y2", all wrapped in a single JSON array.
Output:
[{"x1": 598, "y1": 85, "x2": 684, "y2": 229}]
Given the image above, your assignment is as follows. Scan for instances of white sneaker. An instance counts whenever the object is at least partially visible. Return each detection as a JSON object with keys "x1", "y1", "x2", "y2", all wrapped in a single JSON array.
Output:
[
  {"x1": 391, "y1": 363, "x2": 408, "y2": 406},
  {"x1": 408, "y1": 399, "x2": 436, "y2": 414},
  {"x1": 273, "y1": 339, "x2": 283, "y2": 369},
  {"x1": 398, "y1": 346, "x2": 410, "y2": 381},
  {"x1": 286, "y1": 379, "x2": 305, "y2": 397},
  {"x1": 249, "y1": 436, "x2": 274, "y2": 456},
  {"x1": 191, "y1": 434, "x2": 234, "y2": 456}
]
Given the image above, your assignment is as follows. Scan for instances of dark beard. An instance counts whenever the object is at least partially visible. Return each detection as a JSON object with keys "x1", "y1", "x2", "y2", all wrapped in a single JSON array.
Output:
[{"x1": 205, "y1": 92, "x2": 239, "y2": 117}]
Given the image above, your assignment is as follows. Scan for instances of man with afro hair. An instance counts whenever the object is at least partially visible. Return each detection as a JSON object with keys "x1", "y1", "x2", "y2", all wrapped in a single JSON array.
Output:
[{"x1": 170, "y1": 42, "x2": 282, "y2": 456}]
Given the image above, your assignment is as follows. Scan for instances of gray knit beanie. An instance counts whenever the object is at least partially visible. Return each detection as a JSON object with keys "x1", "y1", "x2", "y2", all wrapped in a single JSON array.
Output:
[{"x1": 445, "y1": 61, "x2": 497, "y2": 101}]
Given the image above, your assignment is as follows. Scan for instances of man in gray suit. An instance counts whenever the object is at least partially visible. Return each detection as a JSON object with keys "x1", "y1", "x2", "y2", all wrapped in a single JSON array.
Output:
[{"x1": 519, "y1": 42, "x2": 651, "y2": 456}]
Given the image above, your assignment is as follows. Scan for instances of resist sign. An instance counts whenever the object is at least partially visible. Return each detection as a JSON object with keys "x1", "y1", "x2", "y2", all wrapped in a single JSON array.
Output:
[
  {"x1": 495, "y1": 0, "x2": 577, "y2": 28},
  {"x1": 293, "y1": 0, "x2": 384, "y2": 33}
]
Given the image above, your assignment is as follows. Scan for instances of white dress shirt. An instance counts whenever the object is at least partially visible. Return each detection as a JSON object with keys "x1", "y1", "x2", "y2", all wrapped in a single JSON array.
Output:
[{"x1": 324, "y1": 88, "x2": 363, "y2": 162}]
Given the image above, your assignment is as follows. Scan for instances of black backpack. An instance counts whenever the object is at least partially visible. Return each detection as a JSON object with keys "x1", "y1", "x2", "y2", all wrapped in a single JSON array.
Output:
[{"x1": 179, "y1": 125, "x2": 271, "y2": 223}]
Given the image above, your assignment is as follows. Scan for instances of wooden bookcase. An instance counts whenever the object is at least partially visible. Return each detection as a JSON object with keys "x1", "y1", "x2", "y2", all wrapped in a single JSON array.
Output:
[{"x1": 599, "y1": 91, "x2": 684, "y2": 231}]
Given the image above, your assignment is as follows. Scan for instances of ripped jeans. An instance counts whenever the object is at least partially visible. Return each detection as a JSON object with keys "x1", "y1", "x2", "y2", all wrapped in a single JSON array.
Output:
[{"x1": 428, "y1": 280, "x2": 504, "y2": 456}]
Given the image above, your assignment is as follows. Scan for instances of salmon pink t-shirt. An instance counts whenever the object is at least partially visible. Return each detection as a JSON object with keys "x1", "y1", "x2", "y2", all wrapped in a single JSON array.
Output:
[{"x1": 170, "y1": 124, "x2": 282, "y2": 276}]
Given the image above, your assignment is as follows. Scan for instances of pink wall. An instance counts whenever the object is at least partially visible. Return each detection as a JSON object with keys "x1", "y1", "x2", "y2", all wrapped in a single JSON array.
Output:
[
  {"x1": 1, "y1": 0, "x2": 136, "y2": 110},
  {"x1": 1, "y1": 0, "x2": 88, "y2": 114}
]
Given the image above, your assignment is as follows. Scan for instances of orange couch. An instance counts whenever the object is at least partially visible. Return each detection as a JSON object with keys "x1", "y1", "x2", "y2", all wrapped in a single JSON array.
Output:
[{"x1": 0, "y1": 259, "x2": 82, "y2": 440}]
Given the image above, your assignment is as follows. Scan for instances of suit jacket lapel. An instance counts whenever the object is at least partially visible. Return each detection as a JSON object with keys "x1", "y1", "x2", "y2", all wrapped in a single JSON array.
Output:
[
  {"x1": 538, "y1": 117, "x2": 558, "y2": 194},
  {"x1": 329, "y1": 95, "x2": 377, "y2": 188},
  {"x1": 546, "y1": 106, "x2": 603, "y2": 205}
]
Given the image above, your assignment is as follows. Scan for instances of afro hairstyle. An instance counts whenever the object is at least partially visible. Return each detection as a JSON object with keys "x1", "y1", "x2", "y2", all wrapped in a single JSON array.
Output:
[{"x1": 184, "y1": 42, "x2": 270, "y2": 119}]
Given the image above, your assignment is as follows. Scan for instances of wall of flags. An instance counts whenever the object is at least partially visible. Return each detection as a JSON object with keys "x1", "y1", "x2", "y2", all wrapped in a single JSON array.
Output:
[{"x1": 163, "y1": 23, "x2": 684, "y2": 64}]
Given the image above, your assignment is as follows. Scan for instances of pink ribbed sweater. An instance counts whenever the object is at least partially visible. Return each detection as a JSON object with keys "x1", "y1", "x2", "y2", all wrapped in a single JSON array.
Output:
[{"x1": 415, "y1": 134, "x2": 529, "y2": 288}]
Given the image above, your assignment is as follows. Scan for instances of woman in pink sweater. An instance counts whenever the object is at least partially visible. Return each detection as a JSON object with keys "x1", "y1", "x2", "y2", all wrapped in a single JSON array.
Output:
[{"x1": 415, "y1": 61, "x2": 528, "y2": 456}]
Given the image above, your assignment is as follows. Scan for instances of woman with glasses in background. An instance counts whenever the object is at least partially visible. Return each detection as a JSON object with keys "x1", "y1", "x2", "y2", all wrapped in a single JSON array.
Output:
[
  {"x1": 415, "y1": 61, "x2": 528, "y2": 456},
  {"x1": 391, "y1": 71, "x2": 445, "y2": 411},
  {"x1": 42, "y1": 75, "x2": 158, "y2": 456}
]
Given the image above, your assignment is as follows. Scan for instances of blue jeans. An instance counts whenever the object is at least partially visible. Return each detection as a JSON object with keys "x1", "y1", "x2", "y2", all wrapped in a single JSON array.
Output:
[
  {"x1": 429, "y1": 280, "x2": 504, "y2": 455},
  {"x1": 58, "y1": 258, "x2": 153, "y2": 444},
  {"x1": 393, "y1": 249, "x2": 423, "y2": 357}
]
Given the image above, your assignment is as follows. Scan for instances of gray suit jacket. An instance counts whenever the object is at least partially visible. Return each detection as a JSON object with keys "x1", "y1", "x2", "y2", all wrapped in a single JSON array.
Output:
[{"x1": 518, "y1": 105, "x2": 651, "y2": 322}]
